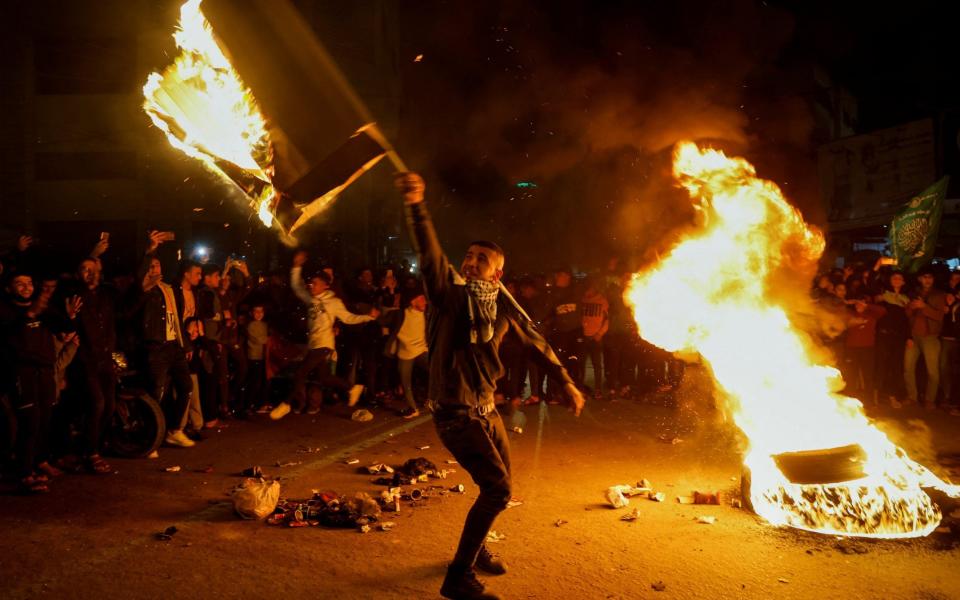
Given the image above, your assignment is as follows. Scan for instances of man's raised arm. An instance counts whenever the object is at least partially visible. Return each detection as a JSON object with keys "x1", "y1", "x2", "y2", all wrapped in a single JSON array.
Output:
[{"x1": 397, "y1": 173, "x2": 450, "y2": 303}]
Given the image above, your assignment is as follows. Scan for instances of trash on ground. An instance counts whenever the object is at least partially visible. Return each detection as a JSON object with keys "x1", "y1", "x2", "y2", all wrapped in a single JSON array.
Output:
[
  {"x1": 164, "y1": 465, "x2": 181, "y2": 473},
  {"x1": 638, "y1": 478, "x2": 651, "y2": 489},
  {"x1": 693, "y1": 491, "x2": 721, "y2": 505},
  {"x1": 730, "y1": 498, "x2": 743, "y2": 509},
  {"x1": 605, "y1": 486, "x2": 630, "y2": 508},
  {"x1": 344, "y1": 459, "x2": 360, "y2": 465},
  {"x1": 379, "y1": 521, "x2": 396, "y2": 532},
  {"x1": 652, "y1": 581, "x2": 667, "y2": 592},
  {"x1": 555, "y1": 519, "x2": 568, "y2": 527},
  {"x1": 451, "y1": 484, "x2": 465, "y2": 493},
  {"x1": 154, "y1": 526, "x2": 178, "y2": 541},
  {"x1": 351, "y1": 409, "x2": 374, "y2": 422},
  {"x1": 696, "y1": 516, "x2": 717, "y2": 524},
  {"x1": 276, "y1": 460, "x2": 301, "y2": 468},
  {"x1": 233, "y1": 477, "x2": 281, "y2": 520},
  {"x1": 676, "y1": 495, "x2": 695, "y2": 505},
  {"x1": 621, "y1": 508, "x2": 640, "y2": 522},
  {"x1": 445, "y1": 460, "x2": 458, "y2": 465},
  {"x1": 242, "y1": 466, "x2": 263, "y2": 477},
  {"x1": 778, "y1": 578, "x2": 789, "y2": 584},
  {"x1": 507, "y1": 498, "x2": 523, "y2": 509},
  {"x1": 359, "y1": 524, "x2": 371, "y2": 533},
  {"x1": 486, "y1": 530, "x2": 506, "y2": 543},
  {"x1": 648, "y1": 492, "x2": 666, "y2": 502},
  {"x1": 417, "y1": 445, "x2": 431, "y2": 450},
  {"x1": 366, "y1": 463, "x2": 395, "y2": 474}
]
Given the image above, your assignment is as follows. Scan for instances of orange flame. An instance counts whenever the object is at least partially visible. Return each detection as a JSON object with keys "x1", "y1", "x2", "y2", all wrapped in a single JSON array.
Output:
[
  {"x1": 143, "y1": 0, "x2": 276, "y2": 227},
  {"x1": 626, "y1": 142, "x2": 959, "y2": 538}
]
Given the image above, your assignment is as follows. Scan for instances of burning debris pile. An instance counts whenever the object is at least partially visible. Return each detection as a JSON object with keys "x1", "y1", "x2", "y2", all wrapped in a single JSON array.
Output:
[{"x1": 625, "y1": 142, "x2": 960, "y2": 538}]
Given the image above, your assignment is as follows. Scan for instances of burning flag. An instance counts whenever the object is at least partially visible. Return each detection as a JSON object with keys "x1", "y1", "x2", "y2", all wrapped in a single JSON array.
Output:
[
  {"x1": 890, "y1": 177, "x2": 949, "y2": 274},
  {"x1": 626, "y1": 143, "x2": 959, "y2": 538},
  {"x1": 143, "y1": 0, "x2": 399, "y2": 237}
]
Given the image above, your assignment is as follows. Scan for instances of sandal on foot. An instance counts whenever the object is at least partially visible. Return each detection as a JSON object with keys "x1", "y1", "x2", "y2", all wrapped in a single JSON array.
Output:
[
  {"x1": 21, "y1": 475, "x2": 49, "y2": 494},
  {"x1": 37, "y1": 461, "x2": 63, "y2": 478},
  {"x1": 85, "y1": 455, "x2": 112, "y2": 474}
]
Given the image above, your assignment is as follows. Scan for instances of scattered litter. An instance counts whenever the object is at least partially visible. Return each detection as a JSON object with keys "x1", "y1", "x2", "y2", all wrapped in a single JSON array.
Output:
[
  {"x1": 638, "y1": 478, "x2": 651, "y2": 489},
  {"x1": 693, "y1": 491, "x2": 722, "y2": 505},
  {"x1": 242, "y1": 466, "x2": 263, "y2": 477},
  {"x1": 351, "y1": 409, "x2": 374, "y2": 422},
  {"x1": 555, "y1": 519, "x2": 568, "y2": 527},
  {"x1": 486, "y1": 530, "x2": 506, "y2": 543},
  {"x1": 366, "y1": 463, "x2": 395, "y2": 474},
  {"x1": 147, "y1": 450, "x2": 159, "y2": 459},
  {"x1": 379, "y1": 522, "x2": 396, "y2": 532},
  {"x1": 778, "y1": 578, "x2": 789, "y2": 584},
  {"x1": 417, "y1": 445, "x2": 431, "y2": 450},
  {"x1": 731, "y1": 498, "x2": 743, "y2": 509},
  {"x1": 696, "y1": 516, "x2": 717, "y2": 525},
  {"x1": 507, "y1": 498, "x2": 524, "y2": 509},
  {"x1": 676, "y1": 496, "x2": 695, "y2": 505},
  {"x1": 233, "y1": 478, "x2": 281, "y2": 520},
  {"x1": 297, "y1": 446, "x2": 322, "y2": 454},
  {"x1": 451, "y1": 484, "x2": 465, "y2": 494},
  {"x1": 345, "y1": 459, "x2": 360, "y2": 465},
  {"x1": 359, "y1": 524, "x2": 371, "y2": 534},
  {"x1": 605, "y1": 484, "x2": 652, "y2": 508},
  {"x1": 605, "y1": 486, "x2": 629, "y2": 508},
  {"x1": 275, "y1": 460, "x2": 301, "y2": 468},
  {"x1": 621, "y1": 508, "x2": 640, "y2": 522},
  {"x1": 164, "y1": 466, "x2": 181, "y2": 473},
  {"x1": 648, "y1": 492, "x2": 666, "y2": 502},
  {"x1": 445, "y1": 460, "x2": 459, "y2": 465},
  {"x1": 652, "y1": 581, "x2": 667, "y2": 592},
  {"x1": 154, "y1": 526, "x2": 178, "y2": 541}
]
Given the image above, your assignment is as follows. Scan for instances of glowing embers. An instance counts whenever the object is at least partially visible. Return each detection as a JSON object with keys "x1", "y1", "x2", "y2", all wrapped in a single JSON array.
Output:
[{"x1": 626, "y1": 142, "x2": 959, "y2": 538}]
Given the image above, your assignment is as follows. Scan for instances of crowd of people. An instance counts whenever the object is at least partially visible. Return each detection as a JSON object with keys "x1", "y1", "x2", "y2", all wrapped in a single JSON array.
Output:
[
  {"x1": 0, "y1": 232, "x2": 681, "y2": 495},
  {"x1": 814, "y1": 258, "x2": 960, "y2": 414}
]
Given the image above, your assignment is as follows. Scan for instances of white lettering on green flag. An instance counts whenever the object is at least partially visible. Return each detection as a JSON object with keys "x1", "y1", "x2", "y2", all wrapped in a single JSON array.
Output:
[{"x1": 889, "y1": 177, "x2": 950, "y2": 273}]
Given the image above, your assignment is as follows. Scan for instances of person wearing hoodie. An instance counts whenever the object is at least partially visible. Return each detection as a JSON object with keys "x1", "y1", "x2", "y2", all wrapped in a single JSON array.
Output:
[
  {"x1": 580, "y1": 276, "x2": 609, "y2": 399},
  {"x1": 269, "y1": 252, "x2": 376, "y2": 420}
]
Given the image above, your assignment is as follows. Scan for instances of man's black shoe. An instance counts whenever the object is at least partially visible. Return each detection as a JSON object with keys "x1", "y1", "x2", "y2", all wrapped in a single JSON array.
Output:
[
  {"x1": 440, "y1": 567, "x2": 500, "y2": 600},
  {"x1": 475, "y1": 545, "x2": 507, "y2": 575}
]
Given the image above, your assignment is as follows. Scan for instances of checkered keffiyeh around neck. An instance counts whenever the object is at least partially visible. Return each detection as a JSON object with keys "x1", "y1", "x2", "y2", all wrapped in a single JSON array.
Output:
[{"x1": 466, "y1": 279, "x2": 499, "y2": 343}]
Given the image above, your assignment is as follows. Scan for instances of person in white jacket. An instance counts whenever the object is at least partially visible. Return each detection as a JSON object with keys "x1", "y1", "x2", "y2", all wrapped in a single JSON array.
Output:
[{"x1": 270, "y1": 251, "x2": 379, "y2": 420}]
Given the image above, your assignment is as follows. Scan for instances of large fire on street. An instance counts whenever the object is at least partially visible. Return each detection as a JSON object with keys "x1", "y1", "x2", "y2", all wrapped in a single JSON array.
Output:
[{"x1": 626, "y1": 143, "x2": 960, "y2": 538}]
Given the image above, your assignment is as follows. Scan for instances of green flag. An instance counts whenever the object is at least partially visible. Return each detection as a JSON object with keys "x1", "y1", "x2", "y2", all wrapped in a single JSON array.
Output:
[{"x1": 890, "y1": 177, "x2": 950, "y2": 273}]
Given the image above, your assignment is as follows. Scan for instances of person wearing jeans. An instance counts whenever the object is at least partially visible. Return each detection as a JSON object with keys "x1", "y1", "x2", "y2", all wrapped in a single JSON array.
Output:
[
  {"x1": 390, "y1": 290, "x2": 429, "y2": 418},
  {"x1": 904, "y1": 268, "x2": 946, "y2": 408}
]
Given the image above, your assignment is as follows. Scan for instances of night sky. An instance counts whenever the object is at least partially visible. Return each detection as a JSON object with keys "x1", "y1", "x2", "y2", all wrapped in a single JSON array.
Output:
[{"x1": 391, "y1": 0, "x2": 956, "y2": 271}]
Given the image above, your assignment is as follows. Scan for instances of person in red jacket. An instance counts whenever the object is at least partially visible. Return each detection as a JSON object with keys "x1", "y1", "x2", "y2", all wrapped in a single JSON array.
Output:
[{"x1": 842, "y1": 299, "x2": 885, "y2": 404}]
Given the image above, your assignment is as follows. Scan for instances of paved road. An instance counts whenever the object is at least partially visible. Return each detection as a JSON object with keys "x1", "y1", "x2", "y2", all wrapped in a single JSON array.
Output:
[{"x1": 3, "y1": 371, "x2": 959, "y2": 599}]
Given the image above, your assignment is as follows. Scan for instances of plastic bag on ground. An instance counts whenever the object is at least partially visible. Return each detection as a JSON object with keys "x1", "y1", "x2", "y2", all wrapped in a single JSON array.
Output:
[
  {"x1": 351, "y1": 409, "x2": 374, "y2": 422},
  {"x1": 233, "y1": 477, "x2": 281, "y2": 520}
]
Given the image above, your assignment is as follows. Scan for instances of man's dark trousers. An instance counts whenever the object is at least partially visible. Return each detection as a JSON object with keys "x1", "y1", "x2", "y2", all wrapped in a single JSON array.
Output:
[{"x1": 434, "y1": 406, "x2": 512, "y2": 569}]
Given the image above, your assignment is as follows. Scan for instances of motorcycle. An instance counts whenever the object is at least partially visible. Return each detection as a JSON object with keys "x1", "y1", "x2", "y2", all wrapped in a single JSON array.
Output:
[{"x1": 106, "y1": 352, "x2": 165, "y2": 458}]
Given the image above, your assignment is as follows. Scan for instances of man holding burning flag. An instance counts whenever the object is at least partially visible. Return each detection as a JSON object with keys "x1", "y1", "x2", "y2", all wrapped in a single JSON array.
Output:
[{"x1": 397, "y1": 173, "x2": 585, "y2": 600}]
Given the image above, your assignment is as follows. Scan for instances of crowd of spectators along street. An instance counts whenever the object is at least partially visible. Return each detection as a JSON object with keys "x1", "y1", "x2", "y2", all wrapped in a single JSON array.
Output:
[
  {"x1": 0, "y1": 232, "x2": 681, "y2": 495},
  {"x1": 814, "y1": 258, "x2": 960, "y2": 416}
]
